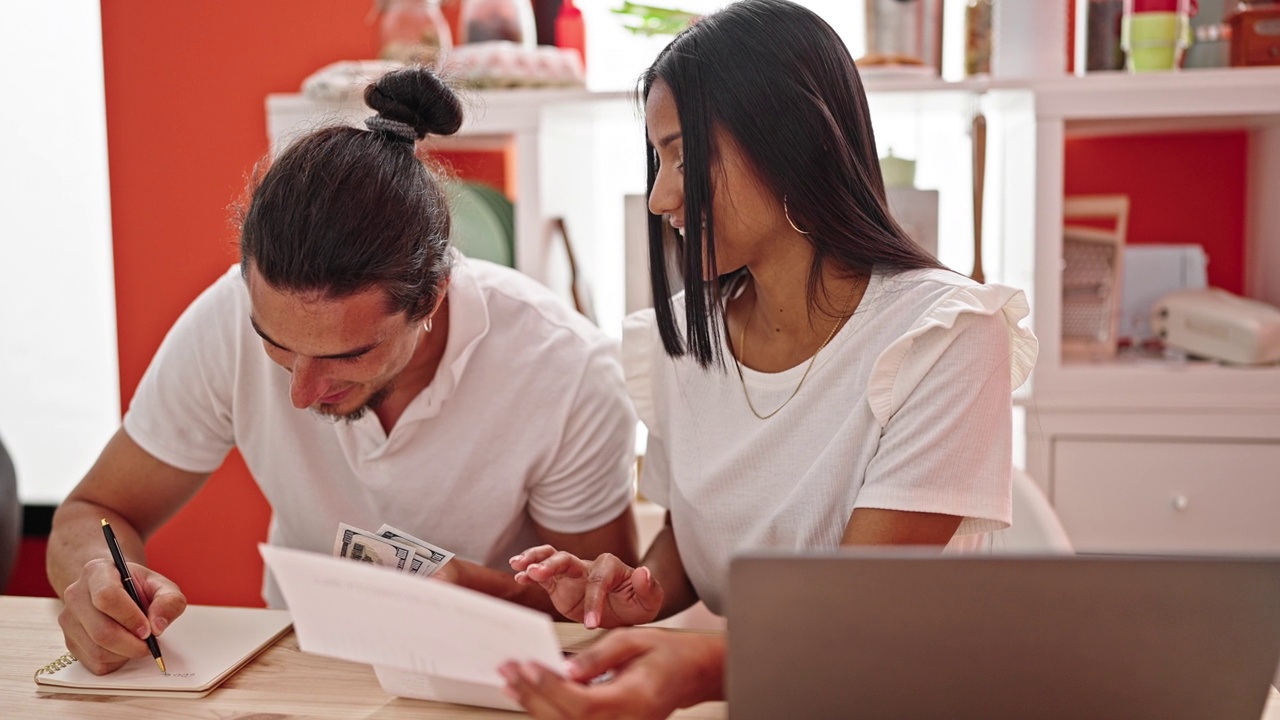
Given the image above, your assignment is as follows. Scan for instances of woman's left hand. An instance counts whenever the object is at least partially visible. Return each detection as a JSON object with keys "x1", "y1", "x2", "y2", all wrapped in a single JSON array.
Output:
[{"x1": 511, "y1": 546, "x2": 664, "y2": 628}]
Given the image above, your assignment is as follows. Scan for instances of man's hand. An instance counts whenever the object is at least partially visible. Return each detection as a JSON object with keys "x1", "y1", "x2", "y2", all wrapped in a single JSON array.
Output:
[
  {"x1": 510, "y1": 546, "x2": 663, "y2": 629},
  {"x1": 498, "y1": 628, "x2": 726, "y2": 719},
  {"x1": 57, "y1": 558, "x2": 187, "y2": 675}
]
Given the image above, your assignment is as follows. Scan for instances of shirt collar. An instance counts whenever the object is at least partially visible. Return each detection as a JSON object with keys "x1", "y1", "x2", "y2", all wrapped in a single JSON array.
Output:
[{"x1": 402, "y1": 253, "x2": 490, "y2": 422}]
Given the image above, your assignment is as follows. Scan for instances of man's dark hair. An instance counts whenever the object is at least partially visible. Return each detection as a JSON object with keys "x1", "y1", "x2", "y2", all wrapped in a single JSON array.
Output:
[
  {"x1": 642, "y1": 0, "x2": 944, "y2": 367},
  {"x1": 239, "y1": 67, "x2": 463, "y2": 320}
]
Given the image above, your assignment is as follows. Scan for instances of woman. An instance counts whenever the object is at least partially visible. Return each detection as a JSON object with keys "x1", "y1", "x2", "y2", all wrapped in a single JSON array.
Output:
[{"x1": 501, "y1": 0, "x2": 1037, "y2": 716}]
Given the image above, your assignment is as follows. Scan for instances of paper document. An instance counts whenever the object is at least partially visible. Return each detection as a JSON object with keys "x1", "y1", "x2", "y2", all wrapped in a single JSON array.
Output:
[{"x1": 259, "y1": 543, "x2": 563, "y2": 711}]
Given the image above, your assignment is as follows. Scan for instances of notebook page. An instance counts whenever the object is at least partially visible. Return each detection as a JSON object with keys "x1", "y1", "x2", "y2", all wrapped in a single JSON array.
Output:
[{"x1": 36, "y1": 605, "x2": 292, "y2": 695}]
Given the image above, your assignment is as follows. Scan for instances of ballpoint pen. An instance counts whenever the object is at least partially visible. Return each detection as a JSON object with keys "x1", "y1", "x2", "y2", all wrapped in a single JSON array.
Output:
[{"x1": 101, "y1": 519, "x2": 166, "y2": 672}]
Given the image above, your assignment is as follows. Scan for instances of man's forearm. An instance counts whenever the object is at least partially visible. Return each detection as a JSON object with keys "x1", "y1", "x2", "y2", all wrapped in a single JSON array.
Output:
[
  {"x1": 47, "y1": 500, "x2": 148, "y2": 597},
  {"x1": 454, "y1": 561, "x2": 560, "y2": 616}
]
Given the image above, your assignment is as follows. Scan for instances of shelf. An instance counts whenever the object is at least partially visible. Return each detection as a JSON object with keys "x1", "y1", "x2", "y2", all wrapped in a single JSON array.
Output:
[
  {"x1": 266, "y1": 68, "x2": 1280, "y2": 147},
  {"x1": 1027, "y1": 357, "x2": 1280, "y2": 412},
  {"x1": 1025, "y1": 67, "x2": 1280, "y2": 122},
  {"x1": 982, "y1": 64, "x2": 1280, "y2": 419},
  {"x1": 266, "y1": 88, "x2": 632, "y2": 152}
]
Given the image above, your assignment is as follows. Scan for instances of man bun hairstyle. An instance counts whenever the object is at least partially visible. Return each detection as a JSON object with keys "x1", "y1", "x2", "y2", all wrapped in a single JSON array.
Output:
[
  {"x1": 239, "y1": 66, "x2": 463, "y2": 321},
  {"x1": 365, "y1": 68, "x2": 463, "y2": 140}
]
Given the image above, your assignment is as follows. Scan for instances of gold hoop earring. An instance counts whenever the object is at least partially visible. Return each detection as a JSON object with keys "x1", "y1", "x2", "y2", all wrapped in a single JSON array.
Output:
[
  {"x1": 423, "y1": 317, "x2": 433, "y2": 333},
  {"x1": 784, "y1": 195, "x2": 809, "y2": 235}
]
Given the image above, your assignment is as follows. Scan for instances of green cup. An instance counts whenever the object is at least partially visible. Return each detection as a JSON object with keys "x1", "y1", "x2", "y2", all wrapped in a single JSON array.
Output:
[{"x1": 1121, "y1": 11, "x2": 1192, "y2": 72}]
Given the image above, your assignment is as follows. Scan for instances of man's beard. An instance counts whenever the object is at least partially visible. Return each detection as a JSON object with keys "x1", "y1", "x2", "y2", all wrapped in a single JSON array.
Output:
[{"x1": 315, "y1": 382, "x2": 394, "y2": 424}]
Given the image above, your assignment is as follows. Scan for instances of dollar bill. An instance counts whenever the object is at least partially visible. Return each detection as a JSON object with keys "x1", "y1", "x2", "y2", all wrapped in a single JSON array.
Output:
[
  {"x1": 377, "y1": 523, "x2": 455, "y2": 577},
  {"x1": 333, "y1": 522, "x2": 416, "y2": 572}
]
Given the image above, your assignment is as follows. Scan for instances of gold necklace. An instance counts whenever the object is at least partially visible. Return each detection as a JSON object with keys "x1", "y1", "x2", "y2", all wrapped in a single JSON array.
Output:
[{"x1": 732, "y1": 292, "x2": 851, "y2": 421}]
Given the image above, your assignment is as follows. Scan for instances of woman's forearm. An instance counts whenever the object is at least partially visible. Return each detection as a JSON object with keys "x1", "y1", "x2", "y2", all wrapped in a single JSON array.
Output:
[{"x1": 639, "y1": 518, "x2": 700, "y2": 619}]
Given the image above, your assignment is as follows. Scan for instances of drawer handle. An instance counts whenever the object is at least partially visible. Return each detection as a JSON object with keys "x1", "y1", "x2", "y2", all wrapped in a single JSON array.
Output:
[{"x1": 1171, "y1": 494, "x2": 1190, "y2": 512}]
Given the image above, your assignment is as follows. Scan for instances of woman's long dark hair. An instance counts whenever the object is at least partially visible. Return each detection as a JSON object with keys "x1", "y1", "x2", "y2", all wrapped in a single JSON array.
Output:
[
  {"x1": 643, "y1": 0, "x2": 943, "y2": 367},
  {"x1": 238, "y1": 67, "x2": 463, "y2": 321}
]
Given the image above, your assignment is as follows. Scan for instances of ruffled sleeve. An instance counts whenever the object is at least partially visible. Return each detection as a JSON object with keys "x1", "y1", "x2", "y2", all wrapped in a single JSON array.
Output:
[
  {"x1": 867, "y1": 283, "x2": 1038, "y2": 428},
  {"x1": 621, "y1": 309, "x2": 661, "y2": 436}
]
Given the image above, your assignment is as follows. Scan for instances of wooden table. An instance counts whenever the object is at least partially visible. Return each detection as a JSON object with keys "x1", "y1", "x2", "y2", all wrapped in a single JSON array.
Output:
[
  {"x1": 4, "y1": 595, "x2": 1278, "y2": 719},
  {"x1": 2, "y1": 596, "x2": 726, "y2": 719}
]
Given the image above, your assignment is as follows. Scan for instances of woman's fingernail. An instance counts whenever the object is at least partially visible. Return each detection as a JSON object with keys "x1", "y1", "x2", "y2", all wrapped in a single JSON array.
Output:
[
  {"x1": 584, "y1": 611, "x2": 598, "y2": 628},
  {"x1": 135, "y1": 625, "x2": 150, "y2": 639},
  {"x1": 509, "y1": 555, "x2": 521, "y2": 565},
  {"x1": 152, "y1": 617, "x2": 168, "y2": 636}
]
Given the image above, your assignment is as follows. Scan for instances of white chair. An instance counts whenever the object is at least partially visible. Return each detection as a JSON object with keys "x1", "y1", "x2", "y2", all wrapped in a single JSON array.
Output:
[{"x1": 992, "y1": 467, "x2": 1074, "y2": 554}]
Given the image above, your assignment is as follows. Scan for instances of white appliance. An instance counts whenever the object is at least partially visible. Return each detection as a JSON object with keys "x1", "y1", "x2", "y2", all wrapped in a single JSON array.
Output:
[
  {"x1": 1120, "y1": 244, "x2": 1208, "y2": 342},
  {"x1": 1151, "y1": 288, "x2": 1280, "y2": 365},
  {"x1": 886, "y1": 187, "x2": 939, "y2": 259}
]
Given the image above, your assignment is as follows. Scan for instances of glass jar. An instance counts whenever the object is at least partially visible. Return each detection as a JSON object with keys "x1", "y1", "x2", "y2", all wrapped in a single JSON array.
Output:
[
  {"x1": 1122, "y1": 0, "x2": 1194, "y2": 71},
  {"x1": 863, "y1": 0, "x2": 944, "y2": 72},
  {"x1": 378, "y1": 0, "x2": 453, "y2": 67},
  {"x1": 458, "y1": 0, "x2": 537, "y2": 47}
]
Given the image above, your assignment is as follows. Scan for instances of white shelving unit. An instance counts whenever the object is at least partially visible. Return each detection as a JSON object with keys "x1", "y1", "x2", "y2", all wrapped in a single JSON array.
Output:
[{"x1": 988, "y1": 67, "x2": 1280, "y2": 554}]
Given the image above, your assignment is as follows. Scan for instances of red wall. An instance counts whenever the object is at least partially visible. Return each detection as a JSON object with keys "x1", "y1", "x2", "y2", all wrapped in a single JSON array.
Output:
[
  {"x1": 1064, "y1": 132, "x2": 1248, "y2": 294},
  {"x1": 100, "y1": 1, "x2": 381, "y2": 606}
]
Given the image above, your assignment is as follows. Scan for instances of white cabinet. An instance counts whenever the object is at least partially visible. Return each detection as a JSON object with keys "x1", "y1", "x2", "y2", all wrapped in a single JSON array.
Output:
[
  {"x1": 1036, "y1": 414, "x2": 1280, "y2": 553},
  {"x1": 992, "y1": 67, "x2": 1280, "y2": 553}
]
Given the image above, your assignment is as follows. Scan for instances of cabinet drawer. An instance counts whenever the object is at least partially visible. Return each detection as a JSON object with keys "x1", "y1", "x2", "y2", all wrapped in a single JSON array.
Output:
[{"x1": 1053, "y1": 439, "x2": 1280, "y2": 553}]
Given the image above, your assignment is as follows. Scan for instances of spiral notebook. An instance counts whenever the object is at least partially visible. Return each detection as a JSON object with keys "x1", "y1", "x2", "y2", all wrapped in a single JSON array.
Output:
[{"x1": 34, "y1": 604, "x2": 292, "y2": 698}]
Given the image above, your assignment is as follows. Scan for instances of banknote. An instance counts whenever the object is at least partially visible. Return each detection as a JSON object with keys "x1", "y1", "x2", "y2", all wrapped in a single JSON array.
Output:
[
  {"x1": 333, "y1": 522, "x2": 416, "y2": 572},
  {"x1": 332, "y1": 521, "x2": 455, "y2": 578},
  {"x1": 377, "y1": 524, "x2": 456, "y2": 577}
]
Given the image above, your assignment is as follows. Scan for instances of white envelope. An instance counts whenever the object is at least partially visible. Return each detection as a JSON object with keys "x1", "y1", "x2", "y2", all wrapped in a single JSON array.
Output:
[{"x1": 258, "y1": 544, "x2": 564, "y2": 711}]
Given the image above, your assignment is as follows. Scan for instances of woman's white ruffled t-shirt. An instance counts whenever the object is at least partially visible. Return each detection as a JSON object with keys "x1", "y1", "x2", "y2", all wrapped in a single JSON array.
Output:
[{"x1": 624, "y1": 268, "x2": 1038, "y2": 615}]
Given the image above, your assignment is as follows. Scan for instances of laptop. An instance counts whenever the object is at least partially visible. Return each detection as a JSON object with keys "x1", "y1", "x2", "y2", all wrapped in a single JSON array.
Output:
[{"x1": 727, "y1": 552, "x2": 1280, "y2": 720}]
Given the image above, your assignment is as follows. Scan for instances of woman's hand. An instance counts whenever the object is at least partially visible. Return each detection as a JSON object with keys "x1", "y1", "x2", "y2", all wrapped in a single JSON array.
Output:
[
  {"x1": 499, "y1": 628, "x2": 725, "y2": 720},
  {"x1": 510, "y1": 546, "x2": 664, "y2": 628}
]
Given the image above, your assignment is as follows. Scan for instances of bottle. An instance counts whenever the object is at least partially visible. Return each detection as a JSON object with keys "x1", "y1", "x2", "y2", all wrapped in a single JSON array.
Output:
[
  {"x1": 555, "y1": 0, "x2": 586, "y2": 72},
  {"x1": 1082, "y1": 0, "x2": 1126, "y2": 72},
  {"x1": 378, "y1": 0, "x2": 453, "y2": 67},
  {"x1": 965, "y1": 0, "x2": 994, "y2": 76}
]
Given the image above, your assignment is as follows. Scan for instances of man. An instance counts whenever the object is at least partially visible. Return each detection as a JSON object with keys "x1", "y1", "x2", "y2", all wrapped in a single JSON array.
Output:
[{"x1": 47, "y1": 66, "x2": 638, "y2": 675}]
